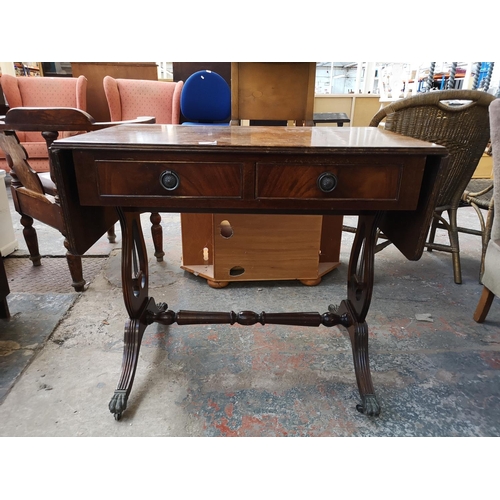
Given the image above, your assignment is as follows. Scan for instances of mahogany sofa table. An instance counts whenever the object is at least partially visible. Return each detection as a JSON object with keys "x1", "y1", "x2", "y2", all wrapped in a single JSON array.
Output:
[{"x1": 50, "y1": 124, "x2": 447, "y2": 420}]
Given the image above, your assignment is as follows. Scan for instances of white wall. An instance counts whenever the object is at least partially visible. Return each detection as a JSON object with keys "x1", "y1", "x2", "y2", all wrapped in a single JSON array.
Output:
[{"x1": 0, "y1": 63, "x2": 15, "y2": 76}]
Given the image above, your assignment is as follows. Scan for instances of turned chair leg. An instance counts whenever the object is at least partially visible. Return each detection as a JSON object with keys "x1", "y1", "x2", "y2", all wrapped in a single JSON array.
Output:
[
  {"x1": 474, "y1": 286, "x2": 495, "y2": 323},
  {"x1": 20, "y1": 214, "x2": 42, "y2": 266},
  {"x1": 150, "y1": 212, "x2": 165, "y2": 262},
  {"x1": 64, "y1": 239, "x2": 86, "y2": 292},
  {"x1": 107, "y1": 225, "x2": 117, "y2": 243}
]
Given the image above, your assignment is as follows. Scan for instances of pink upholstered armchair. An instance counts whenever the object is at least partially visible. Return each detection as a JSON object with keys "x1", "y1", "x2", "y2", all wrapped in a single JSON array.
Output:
[
  {"x1": 0, "y1": 74, "x2": 87, "y2": 173},
  {"x1": 103, "y1": 76, "x2": 184, "y2": 262},
  {"x1": 103, "y1": 76, "x2": 183, "y2": 123}
]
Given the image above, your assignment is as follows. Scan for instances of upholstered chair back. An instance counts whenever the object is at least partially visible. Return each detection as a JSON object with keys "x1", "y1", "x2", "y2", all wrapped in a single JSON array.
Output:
[
  {"x1": 103, "y1": 76, "x2": 183, "y2": 124},
  {"x1": 0, "y1": 74, "x2": 87, "y2": 172},
  {"x1": 1, "y1": 74, "x2": 87, "y2": 143}
]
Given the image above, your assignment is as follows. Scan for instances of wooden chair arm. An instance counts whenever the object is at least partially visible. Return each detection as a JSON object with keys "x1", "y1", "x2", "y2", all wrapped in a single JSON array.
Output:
[
  {"x1": 92, "y1": 116, "x2": 156, "y2": 129},
  {"x1": 0, "y1": 107, "x2": 155, "y2": 133},
  {"x1": 0, "y1": 108, "x2": 156, "y2": 199}
]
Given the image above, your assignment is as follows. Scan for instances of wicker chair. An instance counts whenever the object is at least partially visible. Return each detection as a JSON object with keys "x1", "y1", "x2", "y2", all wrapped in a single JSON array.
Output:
[
  {"x1": 368, "y1": 90, "x2": 496, "y2": 284},
  {"x1": 460, "y1": 173, "x2": 494, "y2": 278}
]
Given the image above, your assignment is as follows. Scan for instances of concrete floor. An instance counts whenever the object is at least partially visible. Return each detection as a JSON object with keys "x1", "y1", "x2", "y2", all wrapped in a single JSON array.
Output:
[{"x1": 1, "y1": 175, "x2": 499, "y2": 437}]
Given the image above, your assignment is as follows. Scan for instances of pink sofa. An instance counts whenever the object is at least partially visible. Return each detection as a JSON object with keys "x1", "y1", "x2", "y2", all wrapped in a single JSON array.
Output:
[{"x1": 0, "y1": 74, "x2": 87, "y2": 173}]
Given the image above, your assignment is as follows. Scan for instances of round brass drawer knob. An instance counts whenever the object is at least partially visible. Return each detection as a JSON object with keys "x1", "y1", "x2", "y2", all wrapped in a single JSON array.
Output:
[
  {"x1": 159, "y1": 170, "x2": 180, "y2": 191},
  {"x1": 317, "y1": 172, "x2": 337, "y2": 193}
]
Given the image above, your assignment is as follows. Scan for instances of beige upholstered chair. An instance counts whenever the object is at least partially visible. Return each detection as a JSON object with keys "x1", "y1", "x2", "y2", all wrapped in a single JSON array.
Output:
[
  {"x1": 0, "y1": 74, "x2": 87, "y2": 173},
  {"x1": 474, "y1": 98, "x2": 499, "y2": 322}
]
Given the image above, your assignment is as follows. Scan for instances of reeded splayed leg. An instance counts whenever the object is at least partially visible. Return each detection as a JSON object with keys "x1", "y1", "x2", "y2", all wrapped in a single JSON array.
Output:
[
  {"x1": 338, "y1": 213, "x2": 381, "y2": 416},
  {"x1": 109, "y1": 209, "x2": 152, "y2": 420}
]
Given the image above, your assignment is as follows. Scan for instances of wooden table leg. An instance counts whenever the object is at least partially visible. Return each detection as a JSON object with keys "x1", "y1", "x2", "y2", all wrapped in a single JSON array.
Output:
[
  {"x1": 337, "y1": 213, "x2": 381, "y2": 416},
  {"x1": 109, "y1": 209, "x2": 155, "y2": 420},
  {"x1": 108, "y1": 210, "x2": 382, "y2": 420}
]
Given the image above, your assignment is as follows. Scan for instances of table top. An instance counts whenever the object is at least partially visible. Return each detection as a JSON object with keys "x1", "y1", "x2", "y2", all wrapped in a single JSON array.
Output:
[{"x1": 52, "y1": 124, "x2": 445, "y2": 155}]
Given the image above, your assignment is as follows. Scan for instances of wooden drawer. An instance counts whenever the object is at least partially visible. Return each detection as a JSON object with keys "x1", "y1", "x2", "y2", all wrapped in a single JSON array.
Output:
[
  {"x1": 71, "y1": 149, "x2": 426, "y2": 212},
  {"x1": 256, "y1": 160, "x2": 422, "y2": 203},
  {"x1": 94, "y1": 160, "x2": 244, "y2": 198}
]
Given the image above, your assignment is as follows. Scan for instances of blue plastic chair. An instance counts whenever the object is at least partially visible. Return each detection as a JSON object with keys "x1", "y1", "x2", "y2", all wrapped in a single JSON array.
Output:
[{"x1": 180, "y1": 70, "x2": 231, "y2": 126}]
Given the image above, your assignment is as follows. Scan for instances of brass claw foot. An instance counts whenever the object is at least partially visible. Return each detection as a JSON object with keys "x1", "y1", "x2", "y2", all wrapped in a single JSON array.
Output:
[
  {"x1": 356, "y1": 394, "x2": 381, "y2": 416},
  {"x1": 109, "y1": 390, "x2": 128, "y2": 420}
]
